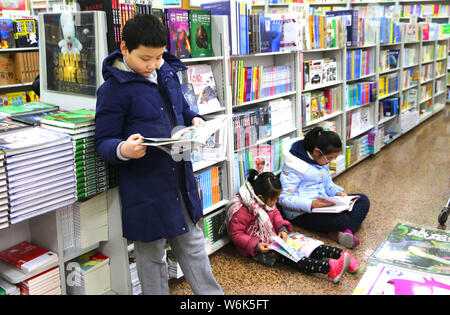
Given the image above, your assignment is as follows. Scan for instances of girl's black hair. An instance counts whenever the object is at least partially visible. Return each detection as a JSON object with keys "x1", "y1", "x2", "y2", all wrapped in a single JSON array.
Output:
[
  {"x1": 122, "y1": 14, "x2": 168, "y2": 52},
  {"x1": 303, "y1": 126, "x2": 342, "y2": 154},
  {"x1": 247, "y1": 169, "x2": 282, "y2": 201}
]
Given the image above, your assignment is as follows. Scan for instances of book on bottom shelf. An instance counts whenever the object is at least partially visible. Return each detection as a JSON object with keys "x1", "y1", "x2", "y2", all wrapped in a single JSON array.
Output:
[
  {"x1": 17, "y1": 266, "x2": 61, "y2": 295},
  {"x1": 66, "y1": 250, "x2": 111, "y2": 295},
  {"x1": 0, "y1": 241, "x2": 58, "y2": 273}
]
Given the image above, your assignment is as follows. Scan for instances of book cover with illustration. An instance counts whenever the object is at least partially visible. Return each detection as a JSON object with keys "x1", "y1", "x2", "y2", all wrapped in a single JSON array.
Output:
[
  {"x1": 353, "y1": 263, "x2": 450, "y2": 295},
  {"x1": 268, "y1": 232, "x2": 324, "y2": 263},
  {"x1": 189, "y1": 10, "x2": 213, "y2": 58},
  {"x1": 180, "y1": 83, "x2": 199, "y2": 114},
  {"x1": 165, "y1": 9, "x2": 191, "y2": 59},
  {"x1": 43, "y1": 12, "x2": 97, "y2": 96},
  {"x1": 40, "y1": 109, "x2": 95, "y2": 129},
  {"x1": 0, "y1": 19, "x2": 15, "y2": 49},
  {"x1": 369, "y1": 223, "x2": 450, "y2": 276},
  {"x1": 12, "y1": 19, "x2": 38, "y2": 48},
  {"x1": 186, "y1": 64, "x2": 221, "y2": 113}
]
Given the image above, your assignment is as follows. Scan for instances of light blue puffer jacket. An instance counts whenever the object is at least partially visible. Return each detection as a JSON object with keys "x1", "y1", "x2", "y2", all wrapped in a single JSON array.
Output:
[{"x1": 279, "y1": 138, "x2": 344, "y2": 220}]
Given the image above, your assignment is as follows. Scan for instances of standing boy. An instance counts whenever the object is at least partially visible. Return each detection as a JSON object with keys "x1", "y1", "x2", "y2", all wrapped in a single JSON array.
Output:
[{"x1": 95, "y1": 14, "x2": 223, "y2": 295}]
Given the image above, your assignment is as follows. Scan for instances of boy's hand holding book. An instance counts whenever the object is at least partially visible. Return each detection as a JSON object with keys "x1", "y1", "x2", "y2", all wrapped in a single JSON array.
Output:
[
  {"x1": 191, "y1": 117, "x2": 205, "y2": 127},
  {"x1": 121, "y1": 133, "x2": 146, "y2": 159}
]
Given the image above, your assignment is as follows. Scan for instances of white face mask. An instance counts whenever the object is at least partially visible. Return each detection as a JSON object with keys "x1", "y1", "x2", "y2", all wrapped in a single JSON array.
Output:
[{"x1": 264, "y1": 204, "x2": 276, "y2": 211}]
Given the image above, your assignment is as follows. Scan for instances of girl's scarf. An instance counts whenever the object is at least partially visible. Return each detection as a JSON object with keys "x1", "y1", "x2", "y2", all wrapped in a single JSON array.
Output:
[{"x1": 223, "y1": 181, "x2": 275, "y2": 243}]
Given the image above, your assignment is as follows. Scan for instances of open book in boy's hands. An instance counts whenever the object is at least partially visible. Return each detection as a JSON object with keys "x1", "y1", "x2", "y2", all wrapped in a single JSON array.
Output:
[
  {"x1": 311, "y1": 195, "x2": 360, "y2": 214},
  {"x1": 141, "y1": 115, "x2": 228, "y2": 154}
]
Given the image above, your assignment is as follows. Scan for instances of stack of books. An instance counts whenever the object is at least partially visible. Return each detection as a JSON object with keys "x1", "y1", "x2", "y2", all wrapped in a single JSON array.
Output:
[
  {"x1": 18, "y1": 267, "x2": 61, "y2": 295},
  {"x1": 0, "y1": 241, "x2": 58, "y2": 273},
  {"x1": 40, "y1": 110, "x2": 118, "y2": 201},
  {"x1": 329, "y1": 154, "x2": 345, "y2": 175},
  {"x1": 0, "y1": 128, "x2": 76, "y2": 224},
  {"x1": 200, "y1": 208, "x2": 227, "y2": 252},
  {"x1": 66, "y1": 250, "x2": 111, "y2": 295},
  {"x1": 166, "y1": 246, "x2": 184, "y2": 280},
  {"x1": 0, "y1": 151, "x2": 7, "y2": 230},
  {"x1": 368, "y1": 127, "x2": 385, "y2": 154},
  {"x1": 0, "y1": 277, "x2": 19, "y2": 295},
  {"x1": 72, "y1": 192, "x2": 108, "y2": 249}
]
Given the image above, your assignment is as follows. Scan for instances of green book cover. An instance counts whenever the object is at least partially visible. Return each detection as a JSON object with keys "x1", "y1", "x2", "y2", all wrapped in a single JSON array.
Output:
[
  {"x1": 0, "y1": 102, "x2": 58, "y2": 116},
  {"x1": 41, "y1": 109, "x2": 95, "y2": 129},
  {"x1": 189, "y1": 10, "x2": 213, "y2": 58}
]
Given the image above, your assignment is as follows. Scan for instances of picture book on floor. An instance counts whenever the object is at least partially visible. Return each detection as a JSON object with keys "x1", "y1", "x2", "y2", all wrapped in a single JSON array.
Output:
[
  {"x1": 268, "y1": 232, "x2": 324, "y2": 262},
  {"x1": 354, "y1": 223, "x2": 450, "y2": 295},
  {"x1": 311, "y1": 195, "x2": 360, "y2": 213}
]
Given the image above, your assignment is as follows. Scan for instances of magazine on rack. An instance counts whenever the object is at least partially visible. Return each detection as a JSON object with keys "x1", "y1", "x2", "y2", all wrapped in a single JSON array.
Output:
[{"x1": 142, "y1": 115, "x2": 228, "y2": 154}]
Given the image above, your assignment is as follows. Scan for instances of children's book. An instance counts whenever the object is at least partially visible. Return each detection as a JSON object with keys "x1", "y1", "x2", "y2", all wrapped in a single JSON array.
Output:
[
  {"x1": 165, "y1": 9, "x2": 191, "y2": 59},
  {"x1": 10, "y1": 110, "x2": 63, "y2": 126},
  {"x1": 0, "y1": 241, "x2": 58, "y2": 273},
  {"x1": 12, "y1": 19, "x2": 38, "y2": 48},
  {"x1": 0, "y1": 117, "x2": 31, "y2": 133},
  {"x1": 0, "y1": 19, "x2": 15, "y2": 49},
  {"x1": 353, "y1": 263, "x2": 450, "y2": 295},
  {"x1": 142, "y1": 115, "x2": 228, "y2": 154},
  {"x1": 311, "y1": 195, "x2": 360, "y2": 213},
  {"x1": 186, "y1": 64, "x2": 221, "y2": 113},
  {"x1": 368, "y1": 223, "x2": 450, "y2": 276},
  {"x1": 268, "y1": 232, "x2": 324, "y2": 262},
  {"x1": 0, "y1": 102, "x2": 59, "y2": 117},
  {"x1": 189, "y1": 10, "x2": 213, "y2": 58},
  {"x1": 40, "y1": 109, "x2": 95, "y2": 129}
]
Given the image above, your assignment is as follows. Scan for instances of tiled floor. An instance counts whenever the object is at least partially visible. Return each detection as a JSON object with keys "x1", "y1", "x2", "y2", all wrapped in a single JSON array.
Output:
[{"x1": 169, "y1": 107, "x2": 450, "y2": 295}]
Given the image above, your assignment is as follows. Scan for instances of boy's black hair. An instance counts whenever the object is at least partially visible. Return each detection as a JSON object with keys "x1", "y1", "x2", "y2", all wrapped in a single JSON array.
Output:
[
  {"x1": 303, "y1": 126, "x2": 342, "y2": 154},
  {"x1": 122, "y1": 14, "x2": 168, "y2": 52},
  {"x1": 247, "y1": 169, "x2": 282, "y2": 201}
]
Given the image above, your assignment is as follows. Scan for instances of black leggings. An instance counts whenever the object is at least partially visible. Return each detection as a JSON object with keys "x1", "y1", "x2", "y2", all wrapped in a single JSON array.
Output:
[{"x1": 253, "y1": 245, "x2": 343, "y2": 275}]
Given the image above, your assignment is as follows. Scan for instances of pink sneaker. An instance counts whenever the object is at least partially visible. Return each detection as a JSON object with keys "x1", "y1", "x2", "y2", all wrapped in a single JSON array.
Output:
[
  {"x1": 328, "y1": 252, "x2": 350, "y2": 283},
  {"x1": 343, "y1": 251, "x2": 361, "y2": 273},
  {"x1": 328, "y1": 229, "x2": 358, "y2": 248}
]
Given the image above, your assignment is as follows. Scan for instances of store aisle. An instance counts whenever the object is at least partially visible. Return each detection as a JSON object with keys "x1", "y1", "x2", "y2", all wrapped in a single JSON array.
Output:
[{"x1": 169, "y1": 107, "x2": 450, "y2": 295}]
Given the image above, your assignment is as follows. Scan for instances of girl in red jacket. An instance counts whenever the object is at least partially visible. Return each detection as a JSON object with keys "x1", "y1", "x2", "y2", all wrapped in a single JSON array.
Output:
[{"x1": 225, "y1": 169, "x2": 360, "y2": 283}]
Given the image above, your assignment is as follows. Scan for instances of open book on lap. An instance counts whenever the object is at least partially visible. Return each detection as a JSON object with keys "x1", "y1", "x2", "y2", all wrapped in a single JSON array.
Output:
[
  {"x1": 268, "y1": 233, "x2": 324, "y2": 262},
  {"x1": 311, "y1": 195, "x2": 360, "y2": 214}
]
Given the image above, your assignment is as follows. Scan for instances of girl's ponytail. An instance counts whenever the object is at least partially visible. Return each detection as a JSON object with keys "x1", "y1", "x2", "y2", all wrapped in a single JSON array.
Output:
[{"x1": 246, "y1": 169, "x2": 282, "y2": 201}]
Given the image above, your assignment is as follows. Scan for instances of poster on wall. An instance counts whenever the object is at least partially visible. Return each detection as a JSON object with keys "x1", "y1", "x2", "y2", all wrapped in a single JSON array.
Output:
[
  {"x1": 0, "y1": 0, "x2": 27, "y2": 11},
  {"x1": 43, "y1": 12, "x2": 97, "y2": 96}
]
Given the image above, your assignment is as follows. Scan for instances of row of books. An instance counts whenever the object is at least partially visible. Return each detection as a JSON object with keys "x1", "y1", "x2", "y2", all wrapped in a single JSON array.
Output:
[
  {"x1": 401, "y1": 4, "x2": 450, "y2": 18},
  {"x1": 368, "y1": 126, "x2": 385, "y2": 155},
  {"x1": 351, "y1": 4, "x2": 395, "y2": 19},
  {"x1": 302, "y1": 86, "x2": 341, "y2": 125},
  {"x1": 194, "y1": 166, "x2": 223, "y2": 211},
  {"x1": 346, "y1": 106, "x2": 372, "y2": 140},
  {"x1": 379, "y1": 97, "x2": 399, "y2": 122},
  {"x1": 379, "y1": 49, "x2": 399, "y2": 73},
  {"x1": 0, "y1": 18, "x2": 38, "y2": 49},
  {"x1": 422, "y1": 23, "x2": 447, "y2": 41},
  {"x1": 163, "y1": 9, "x2": 214, "y2": 59},
  {"x1": 0, "y1": 52, "x2": 39, "y2": 86},
  {"x1": 0, "y1": 90, "x2": 39, "y2": 107},
  {"x1": 346, "y1": 82, "x2": 376, "y2": 109},
  {"x1": 436, "y1": 44, "x2": 448, "y2": 60},
  {"x1": 347, "y1": 49, "x2": 373, "y2": 81},
  {"x1": 403, "y1": 68, "x2": 419, "y2": 89},
  {"x1": 379, "y1": 72, "x2": 399, "y2": 97},
  {"x1": 420, "y1": 83, "x2": 433, "y2": 102},
  {"x1": 60, "y1": 192, "x2": 108, "y2": 252},
  {"x1": 345, "y1": 135, "x2": 369, "y2": 168},
  {"x1": 403, "y1": 47, "x2": 418, "y2": 67},
  {"x1": 230, "y1": 62, "x2": 292, "y2": 106},
  {"x1": 199, "y1": 207, "x2": 227, "y2": 250},
  {"x1": 233, "y1": 140, "x2": 285, "y2": 194},
  {"x1": 303, "y1": 58, "x2": 337, "y2": 89},
  {"x1": 421, "y1": 63, "x2": 434, "y2": 82},
  {"x1": 402, "y1": 88, "x2": 418, "y2": 112},
  {"x1": 421, "y1": 44, "x2": 434, "y2": 63}
]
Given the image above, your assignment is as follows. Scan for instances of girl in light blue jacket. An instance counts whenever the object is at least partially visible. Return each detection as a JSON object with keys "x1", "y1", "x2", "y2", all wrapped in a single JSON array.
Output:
[{"x1": 279, "y1": 127, "x2": 370, "y2": 248}]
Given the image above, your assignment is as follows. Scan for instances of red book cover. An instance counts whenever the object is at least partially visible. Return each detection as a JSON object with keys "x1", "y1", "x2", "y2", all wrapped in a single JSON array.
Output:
[{"x1": 0, "y1": 241, "x2": 57, "y2": 272}]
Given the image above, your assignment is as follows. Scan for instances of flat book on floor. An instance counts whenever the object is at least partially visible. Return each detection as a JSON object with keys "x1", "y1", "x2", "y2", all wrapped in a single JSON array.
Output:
[
  {"x1": 0, "y1": 241, "x2": 58, "y2": 273},
  {"x1": 311, "y1": 195, "x2": 360, "y2": 213}
]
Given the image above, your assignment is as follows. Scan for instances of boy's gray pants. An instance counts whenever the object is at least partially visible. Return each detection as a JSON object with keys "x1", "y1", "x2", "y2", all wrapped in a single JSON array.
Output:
[{"x1": 134, "y1": 204, "x2": 223, "y2": 295}]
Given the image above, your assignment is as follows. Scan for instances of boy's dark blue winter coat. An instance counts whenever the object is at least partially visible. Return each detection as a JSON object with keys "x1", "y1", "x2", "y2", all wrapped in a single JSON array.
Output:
[{"x1": 95, "y1": 49, "x2": 203, "y2": 242}]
